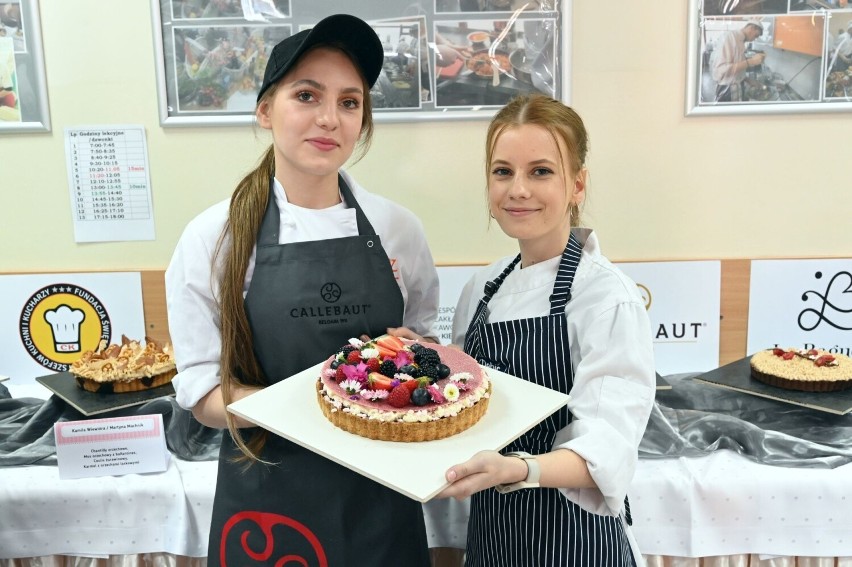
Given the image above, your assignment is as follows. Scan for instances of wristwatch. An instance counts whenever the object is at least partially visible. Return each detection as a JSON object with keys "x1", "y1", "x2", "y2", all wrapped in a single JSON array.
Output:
[{"x1": 495, "y1": 451, "x2": 540, "y2": 494}]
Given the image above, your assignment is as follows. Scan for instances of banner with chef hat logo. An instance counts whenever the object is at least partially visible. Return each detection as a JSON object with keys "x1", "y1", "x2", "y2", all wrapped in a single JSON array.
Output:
[
  {"x1": 616, "y1": 261, "x2": 721, "y2": 375},
  {"x1": 1, "y1": 273, "x2": 145, "y2": 387},
  {"x1": 20, "y1": 283, "x2": 111, "y2": 369},
  {"x1": 747, "y1": 259, "x2": 852, "y2": 357}
]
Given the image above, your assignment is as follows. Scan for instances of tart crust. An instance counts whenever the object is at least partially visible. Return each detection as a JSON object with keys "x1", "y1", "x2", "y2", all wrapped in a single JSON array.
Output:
[
  {"x1": 316, "y1": 379, "x2": 491, "y2": 442},
  {"x1": 750, "y1": 367, "x2": 852, "y2": 392},
  {"x1": 75, "y1": 368, "x2": 177, "y2": 394}
]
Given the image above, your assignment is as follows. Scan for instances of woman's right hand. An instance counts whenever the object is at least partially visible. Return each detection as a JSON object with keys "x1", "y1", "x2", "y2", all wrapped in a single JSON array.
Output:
[{"x1": 437, "y1": 450, "x2": 529, "y2": 500}]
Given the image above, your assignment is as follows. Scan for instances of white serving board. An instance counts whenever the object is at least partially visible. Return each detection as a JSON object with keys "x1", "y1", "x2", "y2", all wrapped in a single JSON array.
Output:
[{"x1": 228, "y1": 362, "x2": 571, "y2": 502}]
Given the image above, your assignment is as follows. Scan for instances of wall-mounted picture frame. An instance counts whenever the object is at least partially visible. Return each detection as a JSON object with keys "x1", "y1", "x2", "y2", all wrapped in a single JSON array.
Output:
[
  {"x1": 150, "y1": 0, "x2": 571, "y2": 127},
  {"x1": 686, "y1": 0, "x2": 852, "y2": 116},
  {"x1": 0, "y1": 0, "x2": 51, "y2": 133}
]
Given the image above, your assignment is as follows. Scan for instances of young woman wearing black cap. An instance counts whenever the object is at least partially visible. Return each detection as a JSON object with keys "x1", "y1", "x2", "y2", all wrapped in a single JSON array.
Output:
[{"x1": 165, "y1": 14, "x2": 436, "y2": 566}]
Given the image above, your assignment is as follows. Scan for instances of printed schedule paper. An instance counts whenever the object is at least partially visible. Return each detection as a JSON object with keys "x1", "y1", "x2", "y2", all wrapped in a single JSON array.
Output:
[{"x1": 64, "y1": 125, "x2": 155, "y2": 242}]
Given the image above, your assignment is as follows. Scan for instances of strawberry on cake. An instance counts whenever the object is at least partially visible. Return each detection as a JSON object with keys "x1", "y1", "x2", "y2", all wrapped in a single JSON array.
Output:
[
  {"x1": 750, "y1": 347, "x2": 852, "y2": 392},
  {"x1": 316, "y1": 336, "x2": 491, "y2": 442}
]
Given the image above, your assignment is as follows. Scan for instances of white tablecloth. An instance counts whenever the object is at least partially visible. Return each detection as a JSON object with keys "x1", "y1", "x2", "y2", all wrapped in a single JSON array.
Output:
[
  {"x1": 0, "y1": 458, "x2": 213, "y2": 559},
  {"x1": 2, "y1": 384, "x2": 852, "y2": 561},
  {"x1": 4, "y1": 452, "x2": 852, "y2": 560},
  {"x1": 630, "y1": 450, "x2": 852, "y2": 558}
]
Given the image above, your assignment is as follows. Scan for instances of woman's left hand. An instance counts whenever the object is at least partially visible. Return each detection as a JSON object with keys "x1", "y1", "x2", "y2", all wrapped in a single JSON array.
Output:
[
  {"x1": 360, "y1": 327, "x2": 438, "y2": 344},
  {"x1": 436, "y1": 450, "x2": 528, "y2": 500},
  {"x1": 386, "y1": 326, "x2": 423, "y2": 341}
]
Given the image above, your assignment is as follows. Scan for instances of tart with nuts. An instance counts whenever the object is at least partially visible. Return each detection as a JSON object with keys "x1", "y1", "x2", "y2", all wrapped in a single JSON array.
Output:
[
  {"x1": 71, "y1": 336, "x2": 176, "y2": 394},
  {"x1": 750, "y1": 347, "x2": 852, "y2": 392}
]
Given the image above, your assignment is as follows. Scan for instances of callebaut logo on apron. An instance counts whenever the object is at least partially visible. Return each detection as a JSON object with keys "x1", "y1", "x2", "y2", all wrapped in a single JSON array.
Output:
[
  {"x1": 320, "y1": 282, "x2": 341, "y2": 303},
  {"x1": 287, "y1": 282, "x2": 372, "y2": 326}
]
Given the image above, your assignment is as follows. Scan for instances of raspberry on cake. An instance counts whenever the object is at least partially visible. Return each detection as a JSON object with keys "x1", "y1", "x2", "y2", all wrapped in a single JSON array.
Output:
[
  {"x1": 70, "y1": 335, "x2": 177, "y2": 394},
  {"x1": 750, "y1": 347, "x2": 852, "y2": 392},
  {"x1": 316, "y1": 336, "x2": 491, "y2": 442}
]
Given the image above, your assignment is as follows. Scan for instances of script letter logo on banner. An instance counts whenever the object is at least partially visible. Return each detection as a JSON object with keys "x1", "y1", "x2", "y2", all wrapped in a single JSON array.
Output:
[
  {"x1": 747, "y1": 259, "x2": 852, "y2": 356},
  {"x1": 798, "y1": 270, "x2": 852, "y2": 332}
]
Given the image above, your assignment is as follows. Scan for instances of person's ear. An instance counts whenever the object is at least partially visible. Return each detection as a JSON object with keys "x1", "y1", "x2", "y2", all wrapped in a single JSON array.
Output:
[
  {"x1": 256, "y1": 99, "x2": 273, "y2": 130},
  {"x1": 572, "y1": 168, "x2": 587, "y2": 205}
]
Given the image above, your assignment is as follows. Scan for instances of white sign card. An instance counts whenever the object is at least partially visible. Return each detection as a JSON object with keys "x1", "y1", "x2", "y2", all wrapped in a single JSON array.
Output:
[
  {"x1": 64, "y1": 125, "x2": 155, "y2": 242},
  {"x1": 0, "y1": 272, "x2": 146, "y2": 386},
  {"x1": 54, "y1": 414, "x2": 169, "y2": 480},
  {"x1": 616, "y1": 261, "x2": 721, "y2": 375},
  {"x1": 747, "y1": 259, "x2": 852, "y2": 356},
  {"x1": 435, "y1": 265, "x2": 482, "y2": 345}
]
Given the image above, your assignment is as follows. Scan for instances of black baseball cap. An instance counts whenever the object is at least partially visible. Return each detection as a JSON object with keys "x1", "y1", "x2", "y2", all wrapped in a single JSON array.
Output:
[{"x1": 256, "y1": 14, "x2": 384, "y2": 102}]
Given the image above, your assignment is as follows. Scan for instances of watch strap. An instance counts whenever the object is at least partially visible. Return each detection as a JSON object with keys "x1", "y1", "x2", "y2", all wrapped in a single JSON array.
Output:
[{"x1": 495, "y1": 451, "x2": 540, "y2": 494}]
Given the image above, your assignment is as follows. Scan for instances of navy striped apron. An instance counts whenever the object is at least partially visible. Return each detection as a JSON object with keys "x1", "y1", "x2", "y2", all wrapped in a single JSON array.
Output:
[{"x1": 463, "y1": 233, "x2": 635, "y2": 567}]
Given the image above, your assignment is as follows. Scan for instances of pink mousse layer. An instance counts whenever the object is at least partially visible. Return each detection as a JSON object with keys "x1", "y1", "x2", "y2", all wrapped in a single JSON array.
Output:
[{"x1": 319, "y1": 341, "x2": 485, "y2": 413}]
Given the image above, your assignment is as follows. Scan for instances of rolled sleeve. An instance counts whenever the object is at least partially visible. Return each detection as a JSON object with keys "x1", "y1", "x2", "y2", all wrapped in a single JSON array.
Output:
[
  {"x1": 554, "y1": 301, "x2": 655, "y2": 516},
  {"x1": 172, "y1": 362, "x2": 222, "y2": 409},
  {"x1": 165, "y1": 212, "x2": 227, "y2": 410}
]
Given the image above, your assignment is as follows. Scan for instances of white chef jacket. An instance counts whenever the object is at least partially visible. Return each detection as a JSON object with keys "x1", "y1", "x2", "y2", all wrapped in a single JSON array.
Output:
[
  {"x1": 452, "y1": 228, "x2": 655, "y2": 517},
  {"x1": 711, "y1": 28, "x2": 748, "y2": 86},
  {"x1": 165, "y1": 170, "x2": 440, "y2": 410},
  {"x1": 836, "y1": 33, "x2": 852, "y2": 61}
]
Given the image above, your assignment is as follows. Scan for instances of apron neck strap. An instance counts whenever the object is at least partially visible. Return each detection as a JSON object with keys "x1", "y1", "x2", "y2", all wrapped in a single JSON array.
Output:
[
  {"x1": 482, "y1": 232, "x2": 584, "y2": 308},
  {"x1": 549, "y1": 231, "x2": 583, "y2": 314},
  {"x1": 480, "y1": 231, "x2": 584, "y2": 311},
  {"x1": 483, "y1": 254, "x2": 521, "y2": 300},
  {"x1": 337, "y1": 173, "x2": 377, "y2": 237},
  {"x1": 257, "y1": 173, "x2": 378, "y2": 246}
]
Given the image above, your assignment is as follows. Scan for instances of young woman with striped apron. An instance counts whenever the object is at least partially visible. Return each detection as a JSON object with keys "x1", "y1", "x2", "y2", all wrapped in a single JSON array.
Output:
[{"x1": 433, "y1": 95, "x2": 655, "y2": 566}]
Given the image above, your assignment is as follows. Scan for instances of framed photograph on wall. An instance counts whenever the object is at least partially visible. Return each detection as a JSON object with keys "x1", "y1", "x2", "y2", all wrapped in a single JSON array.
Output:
[
  {"x1": 150, "y1": 0, "x2": 571, "y2": 126},
  {"x1": 0, "y1": 0, "x2": 50, "y2": 133},
  {"x1": 686, "y1": 0, "x2": 852, "y2": 115}
]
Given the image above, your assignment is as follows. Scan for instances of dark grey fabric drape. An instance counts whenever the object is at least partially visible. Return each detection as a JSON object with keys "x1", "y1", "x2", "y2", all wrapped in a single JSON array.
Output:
[
  {"x1": 0, "y1": 382, "x2": 221, "y2": 466},
  {"x1": 640, "y1": 374, "x2": 852, "y2": 468}
]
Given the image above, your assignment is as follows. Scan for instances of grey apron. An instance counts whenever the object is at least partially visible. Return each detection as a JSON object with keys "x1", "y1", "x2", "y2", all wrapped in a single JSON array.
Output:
[
  {"x1": 463, "y1": 233, "x2": 635, "y2": 567},
  {"x1": 207, "y1": 175, "x2": 430, "y2": 567}
]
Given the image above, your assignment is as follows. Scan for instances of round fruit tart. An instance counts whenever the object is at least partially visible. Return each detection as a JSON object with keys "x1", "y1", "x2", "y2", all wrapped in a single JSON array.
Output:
[{"x1": 316, "y1": 335, "x2": 491, "y2": 442}]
